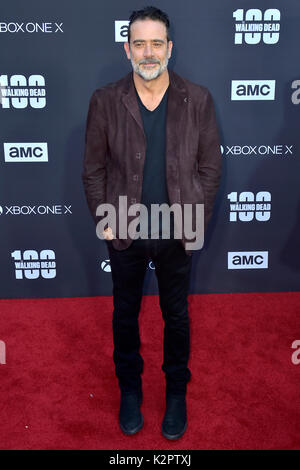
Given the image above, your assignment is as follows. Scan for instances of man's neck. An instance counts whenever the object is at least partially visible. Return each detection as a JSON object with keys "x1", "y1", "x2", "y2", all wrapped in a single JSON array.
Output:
[{"x1": 133, "y1": 69, "x2": 170, "y2": 98}]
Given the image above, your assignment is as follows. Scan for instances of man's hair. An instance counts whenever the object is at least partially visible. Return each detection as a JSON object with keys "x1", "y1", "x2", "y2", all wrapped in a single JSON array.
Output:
[{"x1": 127, "y1": 5, "x2": 171, "y2": 45}]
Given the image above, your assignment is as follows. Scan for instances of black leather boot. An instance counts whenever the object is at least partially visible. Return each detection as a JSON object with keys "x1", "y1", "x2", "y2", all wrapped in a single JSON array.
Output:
[
  {"x1": 119, "y1": 390, "x2": 143, "y2": 435},
  {"x1": 161, "y1": 393, "x2": 187, "y2": 440}
]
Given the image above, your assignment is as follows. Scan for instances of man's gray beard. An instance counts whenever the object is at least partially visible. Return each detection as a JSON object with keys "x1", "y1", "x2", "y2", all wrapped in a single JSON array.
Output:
[{"x1": 130, "y1": 56, "x2": 169, "y2": 81}]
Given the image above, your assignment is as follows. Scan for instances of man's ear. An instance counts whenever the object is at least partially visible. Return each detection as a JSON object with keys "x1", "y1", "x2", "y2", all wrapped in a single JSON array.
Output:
[
  {"x1": 168, "y1": 41, "x2": 173, "y2": 59},
  {"x1": 124, "y1": 42, "x2": 131, "y2": 60}
]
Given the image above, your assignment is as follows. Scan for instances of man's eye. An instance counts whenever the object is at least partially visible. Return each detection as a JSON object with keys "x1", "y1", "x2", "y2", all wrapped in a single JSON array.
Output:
[{"x1": 134, "y1": 42, "x2": 162, "y2": 47}]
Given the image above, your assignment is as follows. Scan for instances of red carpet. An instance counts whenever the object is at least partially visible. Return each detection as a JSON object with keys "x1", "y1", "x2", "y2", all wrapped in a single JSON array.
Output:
[{"x1": 0, "y1": 292, "x2": 299, "y2": 450}]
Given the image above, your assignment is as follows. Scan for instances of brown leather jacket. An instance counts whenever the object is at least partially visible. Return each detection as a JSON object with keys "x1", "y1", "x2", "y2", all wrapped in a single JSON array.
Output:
[{"x1": 82, "y1": 68, "x2": 222, "y2": 255}]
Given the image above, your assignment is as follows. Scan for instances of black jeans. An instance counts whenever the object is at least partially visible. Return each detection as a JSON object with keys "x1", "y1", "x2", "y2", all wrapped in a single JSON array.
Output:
[{"x1": 105, "y1": 237, "x2": 193, "y2": 396}]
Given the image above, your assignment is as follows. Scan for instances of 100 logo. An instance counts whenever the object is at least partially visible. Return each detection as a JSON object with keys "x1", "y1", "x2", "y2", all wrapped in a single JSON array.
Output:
[
  {"x1": 11, "y1": 249, "x2": 56, "y2": 279},
  {"x1": 233, "y1": 9, "x2": 281, "y2": 45}
]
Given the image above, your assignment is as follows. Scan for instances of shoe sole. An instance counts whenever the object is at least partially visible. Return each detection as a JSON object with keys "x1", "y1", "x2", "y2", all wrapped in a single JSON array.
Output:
[
  {"x1": 120, "y1": 414, "x2": 144, "y2": 436},
  {"x1": 161, "y1": 420, "x2": 187, "y2": 440}
]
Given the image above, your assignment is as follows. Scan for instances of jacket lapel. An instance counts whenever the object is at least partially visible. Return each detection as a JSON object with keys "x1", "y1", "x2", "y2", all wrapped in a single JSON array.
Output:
[
  {"x1": 121, "y1": 72, "x2": 145, "y2": 136},
  {"x1": 166, "y1": 70, "x2": 188, "y2": 204},
  {"x1": 166, "y1": 69, "x2": 188, "y2": 167}
]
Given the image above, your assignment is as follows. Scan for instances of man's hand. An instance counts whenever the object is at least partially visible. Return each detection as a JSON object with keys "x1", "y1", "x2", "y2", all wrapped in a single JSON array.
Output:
[{"x1": 103, "y1": 227, "x2": 115, "y2": 240}]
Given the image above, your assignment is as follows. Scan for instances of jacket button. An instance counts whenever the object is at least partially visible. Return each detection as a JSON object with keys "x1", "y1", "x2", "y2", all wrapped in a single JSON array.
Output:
[
  {"x1": 136, "y1": 152, "x2": 141, "y2": 159},
  {"x1": 133, "y1": 174, "x2": 139, "y2": 181}
]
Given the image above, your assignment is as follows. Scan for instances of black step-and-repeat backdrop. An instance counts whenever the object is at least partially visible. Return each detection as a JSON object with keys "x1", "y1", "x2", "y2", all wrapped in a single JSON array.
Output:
[{"x1": 1, "y1": 0, "x2": 299, "y2": 298}]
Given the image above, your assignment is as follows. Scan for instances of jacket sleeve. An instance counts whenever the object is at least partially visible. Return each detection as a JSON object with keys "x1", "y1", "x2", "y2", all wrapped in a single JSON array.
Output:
[
  {"x1": 82, "y1": 90, "x2": 108, "y2": 229},
  {"x1": 197, "y1": 88, "x2": 222, "y2": 231}
]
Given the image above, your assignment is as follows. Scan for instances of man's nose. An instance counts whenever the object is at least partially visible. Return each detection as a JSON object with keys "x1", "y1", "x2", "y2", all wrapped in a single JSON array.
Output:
[{"x1": 143, "y1": 44, "x2": 154, "y2": 57}]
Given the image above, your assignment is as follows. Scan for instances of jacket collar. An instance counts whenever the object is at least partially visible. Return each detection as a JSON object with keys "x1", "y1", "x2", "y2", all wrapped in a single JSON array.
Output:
[{"x1": 121, "y1": 68, "x2": 187, "y2": 135}]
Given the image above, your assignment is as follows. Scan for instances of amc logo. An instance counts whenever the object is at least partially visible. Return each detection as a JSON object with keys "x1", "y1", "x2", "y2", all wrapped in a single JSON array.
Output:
[
  {"x1": 228, "y1": 251, "x2": 268, "y2": 269},
  {"x1": 4, "y1": 143, "x2": 48, "y2": 162},
  {"x1": 231, "y1": 80, "x2": 276, "y2": 100},
  {"x1": 115, "y1": 20, "x2": 129, "y2": 42}
]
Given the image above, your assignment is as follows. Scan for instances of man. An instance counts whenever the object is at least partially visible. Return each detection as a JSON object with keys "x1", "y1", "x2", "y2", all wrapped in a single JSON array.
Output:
[{"x1": 82, "y1": 6, "x2": 222, "y2": 440}]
